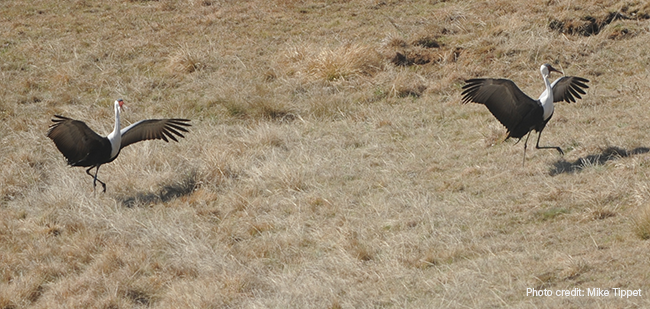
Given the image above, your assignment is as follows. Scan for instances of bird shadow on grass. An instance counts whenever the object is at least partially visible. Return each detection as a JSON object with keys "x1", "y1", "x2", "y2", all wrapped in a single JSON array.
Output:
[
  {"x1": 549, "y1": 146, "x2": 650, "y2": 176},
  {"x1": 116, "y1": 173, "x2": 197, "y2": 208}
]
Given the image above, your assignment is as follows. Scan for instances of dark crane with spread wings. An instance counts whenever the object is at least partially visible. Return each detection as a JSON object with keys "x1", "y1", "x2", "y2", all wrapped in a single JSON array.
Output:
[
  {"x1": 461, "y1": 64, "x2": 589, "y2": 164},
  {"x1": 47, "y1": 99, "x2": 191, "y2": 192}
]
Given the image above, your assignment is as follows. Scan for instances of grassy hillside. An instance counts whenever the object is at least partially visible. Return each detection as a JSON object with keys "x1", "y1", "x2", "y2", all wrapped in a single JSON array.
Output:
[{"x1": 2, "y1": 0, "x2": 650, "y2": 307}]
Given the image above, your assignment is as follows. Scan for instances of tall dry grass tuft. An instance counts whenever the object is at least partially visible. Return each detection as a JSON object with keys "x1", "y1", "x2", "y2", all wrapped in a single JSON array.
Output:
[
  {"x1": 282, "y1": 43, "x2": 384, "y2": 83},
  {"x1": 167, "y1": 46, "x2": 205, "y2": 74},
  {"x1": 388, "y1": 70, "x2": 428, "y2": 98},
  {"x1": 633, "y1": 205, "x2": 650, "y2": 240}
]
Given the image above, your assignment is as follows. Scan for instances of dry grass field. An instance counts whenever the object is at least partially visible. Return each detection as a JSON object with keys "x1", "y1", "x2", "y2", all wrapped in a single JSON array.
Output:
[{"x1": 3, "y1": 0, "x2": 650, "y2": 307}]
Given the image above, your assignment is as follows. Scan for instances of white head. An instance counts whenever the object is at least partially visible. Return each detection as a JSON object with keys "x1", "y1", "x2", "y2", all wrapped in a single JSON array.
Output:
[
  {"x1": 540, "y1": 63, "x2": 562, "y2": 78},
  {"x1": 115, "y1": 99, "x2": 125, "y2": 112}
]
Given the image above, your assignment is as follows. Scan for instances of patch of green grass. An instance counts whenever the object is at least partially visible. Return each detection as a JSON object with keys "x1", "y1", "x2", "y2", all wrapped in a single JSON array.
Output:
[{"x1": 538, "y1": 207, "x2": 570, "y2": 221}]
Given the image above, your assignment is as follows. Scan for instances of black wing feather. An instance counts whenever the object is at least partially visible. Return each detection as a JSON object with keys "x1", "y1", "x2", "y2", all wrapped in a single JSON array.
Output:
[
  {"x1": 461, "y1": 78, "x2": 539, "y2": 134},
  {"x1": 120, "y1": 118, "x2": 191, "y2": 149},
  {"x1": 47, "y1": 115, "x2": 108, "y2": 166},
  {"x1": 551, "y1": 76, "x2": 590, "y2": 103}
]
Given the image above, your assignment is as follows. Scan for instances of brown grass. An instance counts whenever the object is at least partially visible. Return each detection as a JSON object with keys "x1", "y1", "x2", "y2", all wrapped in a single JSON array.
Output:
[
  {"x1": 282, "y1": 43, "x2": 383, "y2": 82},
  {"x1": 633, "y1": 205, "x2": 650, "y2": 240},
  {"x1": 2, "y1": 0, "x2": 650, "y2": 307}
]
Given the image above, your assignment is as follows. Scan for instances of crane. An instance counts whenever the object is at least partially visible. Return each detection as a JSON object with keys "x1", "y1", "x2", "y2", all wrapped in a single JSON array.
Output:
[
  {"x1": 47, "y1": 99, "x2": 191, "y2": 192},
  {"x1": 461, "y1": 64, "x2": 589, "y2": 164}
]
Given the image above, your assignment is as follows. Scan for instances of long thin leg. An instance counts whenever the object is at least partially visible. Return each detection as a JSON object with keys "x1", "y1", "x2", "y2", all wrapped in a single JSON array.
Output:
[
  {"x1": 94, "y1": 166, "x2": 107, "y2": 193},
  {"x1": 522, "y1": 131, "x2": 532, "y2": 167},
  {"x1": 535, "y1": 129, "x2": 564, "y2": 155},
  {"x1": 85, "y1": 166, "x2": 107, "y2": 193}
]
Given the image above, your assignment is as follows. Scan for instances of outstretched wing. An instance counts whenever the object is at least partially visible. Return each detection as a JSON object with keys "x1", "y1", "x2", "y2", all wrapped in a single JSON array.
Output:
[
  {"x1": 120, "y1": 118, "x2": 191, "y2": 149},
  {"x1": 461, "y1": 78, "x2": 539, "y2": 133},
  {"x1": 551, "y1": 76, "x2": 589, "y2": 103},
  {"x1": 47, "y1": 115, "x2": 105, "y2": 166}
]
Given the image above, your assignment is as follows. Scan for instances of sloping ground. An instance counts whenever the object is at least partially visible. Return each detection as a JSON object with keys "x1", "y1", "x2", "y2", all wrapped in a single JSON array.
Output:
[{"x1": 1, "y1": 0, "x2": 650, "y2": 307}]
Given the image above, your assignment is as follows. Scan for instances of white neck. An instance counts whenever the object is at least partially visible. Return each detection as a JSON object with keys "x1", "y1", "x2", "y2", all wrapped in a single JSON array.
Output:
[
  {"x1": 538, "y1": 72, "x2": 554, "y2": 121},
  {"x1": 106, "y1": 100, "x2": 122, "y2": 158}
]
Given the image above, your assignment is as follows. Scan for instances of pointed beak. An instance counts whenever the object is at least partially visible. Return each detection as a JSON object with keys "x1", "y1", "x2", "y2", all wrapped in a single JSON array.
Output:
[{"x1": 548, "y1": 65, "x2": 563, "y2": 74}]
